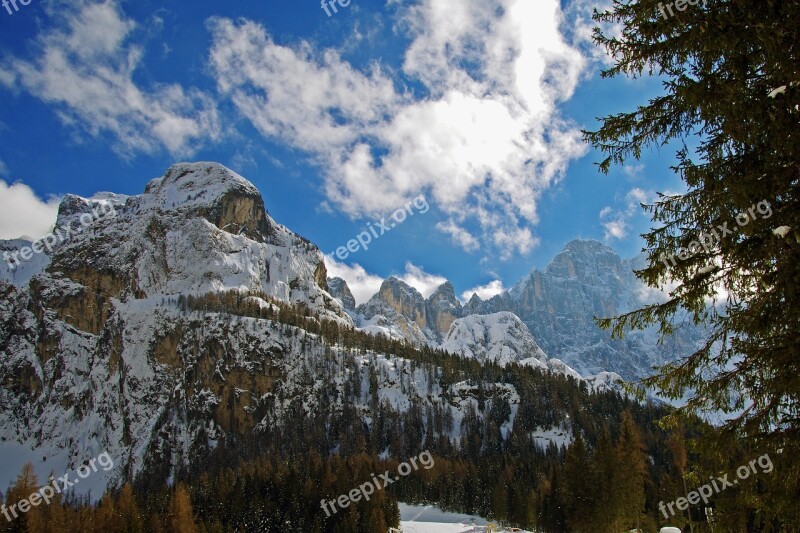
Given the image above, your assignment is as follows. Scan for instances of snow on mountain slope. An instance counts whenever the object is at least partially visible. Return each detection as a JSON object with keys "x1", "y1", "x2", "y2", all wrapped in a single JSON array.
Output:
[
  {"x1": 1, "y1": 238, "x2": 51, "y2": 285},
  {"x1": 0, "y1": 163, "x2": 359, "y2": 497},
  {"x1": 348, "y1": 273, "x2": 613, "y2": 384},
  {"x1": 0, "y1": 163, "x2": 536, "y2": 500},
  {"x1": 2, "y1": 162, "x2": 348, "y2": 323},
  {"x1": 441, "y1": 312, "x2": 547, "y2": 367}
]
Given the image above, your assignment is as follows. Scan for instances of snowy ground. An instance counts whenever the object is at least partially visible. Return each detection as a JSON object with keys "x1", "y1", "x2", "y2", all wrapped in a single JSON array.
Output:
[{"x1": 399, "y1": 503, "x2": 533, "y2": 532}]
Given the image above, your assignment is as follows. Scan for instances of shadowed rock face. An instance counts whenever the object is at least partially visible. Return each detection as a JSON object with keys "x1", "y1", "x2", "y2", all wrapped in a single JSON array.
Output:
[
  {"x1": 328, "y1": 277, "x2": 356, "y2": 310},
  {"x1": 425, "y1": 281, "x2": 462, "y2": 339},
  {"x1": 356, "y1": 277, "x2": 431, "y2": 344},
  {"x1": 475, "y1": 240, "x2": 704, "y2": 379}
]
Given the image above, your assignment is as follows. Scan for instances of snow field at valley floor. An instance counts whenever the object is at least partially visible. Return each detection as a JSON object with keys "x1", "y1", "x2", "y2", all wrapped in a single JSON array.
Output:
[{"x1": 399, "y1": 503, "x2": 534, "y2": 532}]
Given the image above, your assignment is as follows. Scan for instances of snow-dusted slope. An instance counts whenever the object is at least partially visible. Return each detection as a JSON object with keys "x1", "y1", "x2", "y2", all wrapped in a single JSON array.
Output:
[
  {"x1": 0, "y1": 162, "x2": 357, "y2": 497},
  {"x1": 0, "y1": 163, "x2": 539, "y2": 500},
  {"x1": 441, "y1": 312, "x2": 547, "y2": 367},
  {"x1": 3, "y1": 162, "x2": 348, "y2": 321},
  {"x1": 440, "y1": 312, "x2": 599, "y2": 382}
]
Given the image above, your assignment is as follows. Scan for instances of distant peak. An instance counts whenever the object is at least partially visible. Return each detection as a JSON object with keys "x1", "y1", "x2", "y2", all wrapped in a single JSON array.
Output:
[
  {"x1": 145, "y1": 162, "x2": 260, "y2": 202},
  {"x1": 429, "y1": 281, "x2": 456, "y2": 298},
  {"x1": 467, "y1": 293, "x2": 483, "y2": 305},
  {"x1": 381, "y1": 276, "x2": 420, "y2": 294},
  {"x1": 563, "y1": 239, "x2": 614, "y2": 253}
]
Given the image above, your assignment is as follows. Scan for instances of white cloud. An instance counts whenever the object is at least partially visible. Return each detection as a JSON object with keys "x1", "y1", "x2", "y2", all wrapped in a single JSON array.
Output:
[
  {"x1": 460, "y1": 280, "x2": 505, "y2": 302},
  {"x1": 623, "y1": 164, "x2": 645, "y2": 179},
  {"x1": 600, "y1": 187, "x2": 652, "y2": 241},
  {"x1": 436, "y1": 220, "x2": 479, "y2": 252},
  {"x1": 397, "y1": 262, "x2": 448, "y2": 298},
  {"x1": 324, "y1": 256, "x2": 385, "y2": 306},
  {"x1": 0, "y1": 160, "x2": 8, "y2": 177},
  {"x1": 1, "y1": 0, "x2": 219, "y2": 156},
  {"x1": 208, "y1": 0, "x2": 588, "y2": 260},
  {"x1": 0, "y1": 180, "x2": 61, "y2": 240},
  {"x1": 600, "y1": 214, "x2": 627, "y2": 240},
  {"x1": 323, "y1": 257, "x2": 449, "y2": 304},
  {"x1": 626, "y1": 187, "x2": 649, "y2": 205}
]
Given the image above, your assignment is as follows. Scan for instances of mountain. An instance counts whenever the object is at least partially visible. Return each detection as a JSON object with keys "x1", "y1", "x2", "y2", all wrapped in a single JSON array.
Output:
[
  {"x1": 327, "y1": 276, "x2": 356, "y2": 311},
  {"x1": 438, "y1": 312, "x2": 585, "y2": 378},
  {"x1": 0, "y1": 162, "x2": 612, "y2": 500},
  {"x1": 336, "y1": 240, "x2": 702, "y2": 381},
  {"x1": 354, "y1": 277, "x2": 465, "y2": 345},
  {"x1": 502, "y1": 239, "x2": 704, "y2": 379},
  {"x1": 341, "y1": 276, "x2": 604, "y2": 385},
  {"x1": 0, "y1": 162, "x2": 355, "y2": 495}
]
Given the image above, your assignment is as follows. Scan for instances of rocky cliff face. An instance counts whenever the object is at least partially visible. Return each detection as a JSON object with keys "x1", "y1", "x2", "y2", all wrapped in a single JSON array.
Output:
[
  {"x1": 327, "y1": 277, "x2": 356, "y2": 311},
  {"x1": 502, "y1": 240, "x2": 703, "y2": 379},
  {"x1": 356, "y1": 277, "x2": 431, "y2": 344},
  {"x1": 354, "y1": 278, "x2": 467, "y2": 345},
  {"x1": 425, "y1": 281, "x2": 462, "y2": 338}
]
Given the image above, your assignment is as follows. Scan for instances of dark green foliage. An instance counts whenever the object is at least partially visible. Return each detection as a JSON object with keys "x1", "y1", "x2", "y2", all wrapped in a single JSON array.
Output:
[{"x1": 585, "y1": 0, "x2": 800, "y2": 526}]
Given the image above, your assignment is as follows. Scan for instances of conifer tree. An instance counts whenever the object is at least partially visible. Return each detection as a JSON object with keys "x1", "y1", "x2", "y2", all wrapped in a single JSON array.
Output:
[
  {"x1": 563, "y1": 432, "x2": 597, "y2": 532},
  {"x1": 168, "y1": 483, "x2": 197, "y2": 533},
  {"x1": 3, "y1": 463, "x2": 42, "y2": 533},
  {"x1": 116, "y1": 483, "x2": 144, "y2": 533},
  {"x1": 614, "y1": 411, "x2": 648, "y2": 531},
  {"x1": 586, "y1": 0, "x2": 800, "y2": 523}
]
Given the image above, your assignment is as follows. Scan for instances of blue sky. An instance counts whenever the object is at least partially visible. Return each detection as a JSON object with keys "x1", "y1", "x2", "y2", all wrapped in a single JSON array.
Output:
[{"x1": 0, "y1": 0, "x2": 685, "y2": 304}]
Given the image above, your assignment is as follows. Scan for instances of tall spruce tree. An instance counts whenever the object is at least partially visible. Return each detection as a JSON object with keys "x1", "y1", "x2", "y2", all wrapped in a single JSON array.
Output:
[
  {"x1": 563, "y1": 432, "x2": 598, "y2": 532},
  {"x1": 585, "y1": 0, "x2": 799, "y2": 524},
  {"x1": 614, "y1": 411, "x2": 648, "y2": 531}
]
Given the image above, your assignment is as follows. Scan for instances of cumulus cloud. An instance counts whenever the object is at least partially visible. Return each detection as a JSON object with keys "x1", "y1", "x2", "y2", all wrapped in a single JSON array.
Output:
[
  {"x1": 436, "y1": 220, "x2": 479, "y2": 252},
  {"x1": 1, "y1": 0, "x2": 220, "y2": 156},
  {"x1": 460, "y1": 280, "x2": 505, "y2": 302},
  {"x1": 600, "y1": 206, "x2": 628, "y2": 240},
  {"x1": 397, "y1": 262, "x2": 448, "y2": 298},
  {"x1": 0, "y1": 180, "x2": 61, "y2": 240},
  {"x1": 623, "y1": 164, "x2": 645, "y2": 179},
  {"x1": 600, "y1": 187, "x2": 651, "y2": 241},
  {"x1": 208, "y1": 0, "x2": 588, "y2": 260}
]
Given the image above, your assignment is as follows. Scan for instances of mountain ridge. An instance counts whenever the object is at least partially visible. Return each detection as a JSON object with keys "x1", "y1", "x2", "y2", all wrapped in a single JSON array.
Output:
[{"x1": 331, "y1": 238, "x2": 703, "y2": 380}]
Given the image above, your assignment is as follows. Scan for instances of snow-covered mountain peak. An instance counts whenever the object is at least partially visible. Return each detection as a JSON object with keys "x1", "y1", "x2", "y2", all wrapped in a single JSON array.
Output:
[
  {"x1": 441, "y1": 312, "x2": 548, "y2": 367},
  {"x1": 428, "y1": 281, "x2": 457, "y2": 305},
  {"x1": 143, "y1": 162, "x2": 261, "y2": 210}
]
